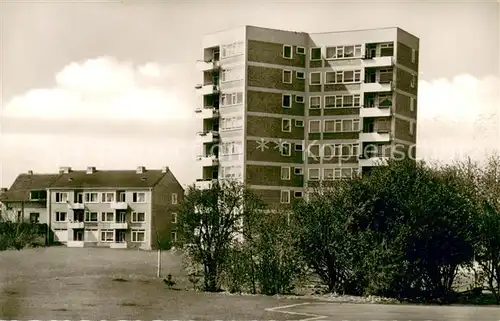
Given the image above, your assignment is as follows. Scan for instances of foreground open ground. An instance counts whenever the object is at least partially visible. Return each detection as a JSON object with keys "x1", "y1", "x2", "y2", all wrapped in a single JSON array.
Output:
[{"x1": 1, "y1": 247, "x2": 499, "y2": 320}]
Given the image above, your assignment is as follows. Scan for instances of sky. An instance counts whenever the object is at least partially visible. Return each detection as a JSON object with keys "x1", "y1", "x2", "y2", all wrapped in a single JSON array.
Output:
[{"x1": 0, "y1": 0, "x2": 499, "y2": 188}]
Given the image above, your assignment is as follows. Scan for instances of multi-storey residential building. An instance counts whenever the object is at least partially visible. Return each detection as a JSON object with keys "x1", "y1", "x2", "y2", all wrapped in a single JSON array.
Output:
[
  {"x1": 195, "y1": 25, "x2": 419, "y2": 206},
  {"x1": 1, "y1": 166, "x2": 183, "y2": 250}
]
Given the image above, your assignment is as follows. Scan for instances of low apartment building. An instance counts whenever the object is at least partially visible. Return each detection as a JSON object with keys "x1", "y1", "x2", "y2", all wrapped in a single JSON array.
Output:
[
  {"x1": 0, "y1": 171, "x2": 60, "y2": 224},
  {"x1": 1, "y1": 166, "x2": 183, "y2": 250}
]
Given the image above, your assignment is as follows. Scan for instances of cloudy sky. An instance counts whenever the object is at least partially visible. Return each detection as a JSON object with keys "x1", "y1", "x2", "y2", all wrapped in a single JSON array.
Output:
[{"x1": 0, "y1": 0, "x2": 499, "y2": 187}]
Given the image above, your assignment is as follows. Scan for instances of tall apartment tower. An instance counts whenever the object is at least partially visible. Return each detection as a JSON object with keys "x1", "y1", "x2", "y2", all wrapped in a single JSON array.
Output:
[{"x1": 195, "y1": 26, "x2": 419, "y2": 206}]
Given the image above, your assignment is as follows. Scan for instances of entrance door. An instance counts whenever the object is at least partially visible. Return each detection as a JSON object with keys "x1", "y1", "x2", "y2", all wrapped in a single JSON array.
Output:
[
  {"x1": 73, "y1": 230, "x2": 83, "y2": 241},
  {"x1": 116, "y1": 231, "x2": 126, "y2": 242},
  {"x1": 116, "y1": 211, "x2": 126, "y2": 223}
]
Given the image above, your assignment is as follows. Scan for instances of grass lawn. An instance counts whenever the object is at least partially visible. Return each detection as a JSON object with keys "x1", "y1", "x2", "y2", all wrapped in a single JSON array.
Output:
[{"x1": 0, "y1": 247, "x2": 309, "y2": 320}]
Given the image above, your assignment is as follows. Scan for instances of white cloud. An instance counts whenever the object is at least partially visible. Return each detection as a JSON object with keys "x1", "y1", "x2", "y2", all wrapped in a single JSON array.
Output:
[
  {"x1": 3, "y1": 56, "x2": 193, "y2": 121},
  {"x1": 417, "y1": 74, "x2": 499, "y2": 162}
]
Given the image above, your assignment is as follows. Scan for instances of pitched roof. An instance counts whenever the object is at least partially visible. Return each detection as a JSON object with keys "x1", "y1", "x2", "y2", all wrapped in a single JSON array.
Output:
[
  {"x1": 0, "y1": 173, "x2": 61, "y2": 202},
  {"x1": 49, "y1": 170, "x2": 166, "y2": 189}
]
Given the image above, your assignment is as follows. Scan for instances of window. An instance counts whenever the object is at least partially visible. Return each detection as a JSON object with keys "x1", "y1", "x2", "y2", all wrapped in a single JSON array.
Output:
[
  {"x1": 325, "y1": 45, "x2": 362, "y2": 59},
  {"x1": 295, "y1": 143, "x2": 303, "y2": 151},
  {"x1": 282, "y1": 70, "x2": 292, "y2": 84},
  {"x1": 171, "y1": 212, "x2": 177, "y2": 224},
  {"x1": 409, "y1": 121, "x2": 415, "y2": 136},
  {"x1": 280, "y1": 143, "x2": 291, "y2": 156},
  {"x1": 309, "y1": 120, "x2": 321, "y2": 133},
  {"x1": 29, "y1": 190, "x2": 47, "y2": 200},
  {"x1": 101, "y1": 192, "x2": 115, "y2": 203},
  {"x1": 295, "y1": 119, "x2": 304, "y2": 127},
  {"x1": 411, "y1": 75, "x2": 417, "y2": 88},
  {"x1": 281, "y1": 167, "x2": 291, "y2": 180},
  {"x1": 282, "y1": 119, "x2": 292, "y2": 132},
  {"x1": 221, "y1": 42, "x2": 243, "y2": 58},
  {"x1": 132, "y1": 212, "x2": 146, "y2": 222},
  {"x1": 85, "y1": 212, "x2": 98, "y2": 222},
  {"x1": 295, "y1": 95, "x2": 304, "y2": 103},
  {"x1": 30, "y1": 213, "x2": 40, "y2": 223},
  {"x1": 324, "y1": 120, "x2": 335, "y2": 133},
  {"x1": 410, "y1": 97, "x2": 415, "y2": 112},
  {"x1": 55, "y1": 212, "x2": 67, "y2": 222},
  {"x1": 310, "y1": 47, "x2": 321, "y2": 60},
  {"x1": 220, "y1": 141, "x2": 242, "y2": 155},
  {"x1": 296, "y1": 46, "x2": 306, "y2": 55},
  {"x1": 324, "y1": 96, "x2": 336, "y2": 108},
  {"x1": 411, "y1": 49, "x2": 416, "y2": 63},
  {"x1": 220, "y1": 92, "x2": 243, "y2": 107},
  {"x1": 280, "y1": 190, "x2": 290, "y2": 204},
  {"x1": 132, "y1": 192, "x2": 146, "y2": 203},
  {"x1": 172, "y1": 193, "x2": 178, "y2": 204},
  {"x1": 323, "y1": 168, "x2": 334, "y2": 180},
  {"x1": 282, "y1": 94, "x2": 291, "y2": 108},
  {"x1": 101, "y1": 212, "x2": 114, "y2": 222},
  {"x1": 171, "y1": 232, "x2": 177, "y2": 242},
  {"x1": 118, "y1": 191, "x2": 126, "y2": 202},
  {"x1": 309, "y1": 96, "x2": 321, "y2": 109},
  {"x1": 294, "y1": 167, "x2": 304, "y2": 175},
  {"x1": 308, "y1": 144, "x2": 320, "y2": 158},
  {"x1": 309, "y1": 72, "x2": 321, "y2": 85},
  {"x1": 294, "y1": 191, "x2": 303, "y2": 198},
  {"x1": 55, "y1": 192, "x2": 68, "y2": 203},
  {"x1": 101, "y1": 230, "x2": 114, "y2": 242},
  {"x1": 132, "y1": 230, "x2": 145, "y2": 242},
  {"x1": 85, "y1": 192, "x2": 98, "y2": 203},
  {"x1": 283, "y1": 45, "x2": 293, "y2": 59},
  {"x1": 296, "y1": 71, "x2": 305, "y2": 79},
  {"x1": 308, "y1": 168, "x2": 320, "y2": 181}
]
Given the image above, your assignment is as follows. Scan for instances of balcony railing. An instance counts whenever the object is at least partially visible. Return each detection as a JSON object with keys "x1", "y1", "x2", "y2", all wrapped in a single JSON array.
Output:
[
  {"x1": 110, "y1": 202, "x2": 128, "y2": 210},
  {"x1": 67, "y1": 241, "x2": 85, "y2": 248},
  {"x1": 110, "y1": 241, "x2": 128, "y2": 249},
  {"x1": 67, "y1": 221, "x2": 85, "y2": 229}
]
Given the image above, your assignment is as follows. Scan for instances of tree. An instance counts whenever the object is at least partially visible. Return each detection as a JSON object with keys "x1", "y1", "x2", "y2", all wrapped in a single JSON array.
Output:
[
  {"x1": 292, "y1": 180, "x2": 363, "y2": 294},
  {"x1": 178, "y1": 180, "x2": 264, "y2": 292},
  {"x1": 0, "y1": 209, "x2": 42, "y2": 251}
]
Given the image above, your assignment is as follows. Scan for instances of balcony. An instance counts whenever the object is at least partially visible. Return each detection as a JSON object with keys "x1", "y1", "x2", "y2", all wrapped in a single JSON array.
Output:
[
  {"x1": 197, "y1": 155, "x2": 219, "y2": 167},
  {"x1": 67, "y1": 202, "x2": 85, "y2": 210},
  {"x1": 110, "y1": 222, "x2": 128, "y2": 229},
  {"x1": 67, "y1": 221, "x2": 85, "y2": 229},
  {"x1": 67, "y1": 241, "x2": 84, "y2": 248},
  {"x1": 110, "y1": 242, "x2": 128, "y2": 249},
  {"x1": 359, "y1": 156, "x2": 390, "y2": 167},
  {"x1": 359, "y1": 132, "x2": 391, "y2": 142},
  {"x1": 362, "y1": 56, "x2": 394, "y2": 68},
  {"x1": 360, "y1": 106, "x2": 392, "y2": 118},
  {"x1": 110, "y1": 202, "x2": 128, "y2": 210},
  {"x1": 195, "y1": 84, "x2": 219, "y2": 96},
  {"x1": 362, "y1": 81, "x2": 393, "y2": 93},
  {"x1": 195, "y1": 179, "x2": 217, "y2": 190},
  {"x1": 196, "y1": 60, "x2": 220, "y2": 72},
  {"x1": 197, "y1": 131, "x2": 220, "y2": 144},
  {"x1": 195, "y1": 107, "x2": 219, "y2": 119}
]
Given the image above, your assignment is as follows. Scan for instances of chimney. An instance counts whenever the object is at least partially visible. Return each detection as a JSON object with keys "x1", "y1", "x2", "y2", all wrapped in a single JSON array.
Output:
[
  {"x1": 161, "y1": 166, "x2": 169, "y2": 173},
  {"x1": 136, "y1": 166, "x2": 146, "y2": 174},
  {"x1": 27, "y1": 170, "x2": 33, "y2": 175},
  {"x1": 86, "y1": 166, "x2": 96, "y2": 174},
  {"x1": 59, "y1": 166, "x2": 72, "y2": 174}
]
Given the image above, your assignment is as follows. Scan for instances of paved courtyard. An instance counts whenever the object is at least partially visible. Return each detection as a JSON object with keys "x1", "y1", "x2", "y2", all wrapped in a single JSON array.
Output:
[{"x1": 1, "y1": 247, "x2": 499, "y2": 320}]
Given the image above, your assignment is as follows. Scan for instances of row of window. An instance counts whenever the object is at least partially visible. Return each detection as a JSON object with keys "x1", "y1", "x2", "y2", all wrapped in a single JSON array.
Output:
[
  {"x1": 220, "y1": 166, "x2": 243, "y2": 179},
  {"x1": 220, "y1": 116, "x2": 243, "y2": 131},
  {"x1": 54, "y1": 211, "x2": 177, "y2": 223},
  {"x1": 281, "y1": 94, "x2": 362, "y2": 109},
  {"x1": 53, "y1": 192, "x2": 178, "y2": 204},
  {"x1": 280, "y1": 118, "x2": 361, "y2": 133},
  {"x1": 220, "y1": 142, "x2": 243, "y2": 156},
  {"x1": 308, "y1": 167, "x2": 360, "y2": 180},
  {"x1": 282, "y1": 69, "x2": 364, "y2": 85},
  {"x1": 221, "y1": 68, "x2": 243, "y2": 83},
  {"x1": 221, "y1": 42, "x2": 244, "y2": 58},
  {"x1": 282, "y1": 43, "x2": 393, "y2": 61},
  {"x1": 220, "y1": 92, "x2": 243, "y2": 106}
]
